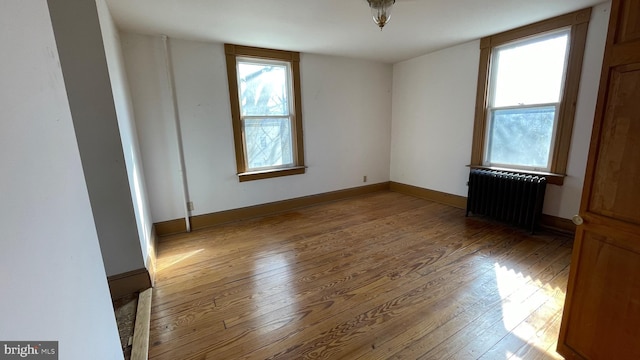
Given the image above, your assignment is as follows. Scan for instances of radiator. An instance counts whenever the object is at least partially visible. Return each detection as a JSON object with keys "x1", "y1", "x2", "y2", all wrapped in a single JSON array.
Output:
[{"x1": 466, "y1": 169, "x2": 547, "y2": 233}]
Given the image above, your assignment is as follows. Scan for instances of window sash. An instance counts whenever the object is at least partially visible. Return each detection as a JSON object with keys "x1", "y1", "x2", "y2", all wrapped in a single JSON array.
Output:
[
  {"x1": 235, "y1": 58, "x2": 296, "y2": 172},
  {"x1": 236, "y1": 57, "x2": 293, "y2": 118},
  {"x1": 488, "y1": 28, "x2": 570, "y2": 109},
  {"x1": 484, "y1": 103, "x2": 560, "y2": 172},
  {"x1": 241, "y1": 115, "x2": 295, "y2": 171}
]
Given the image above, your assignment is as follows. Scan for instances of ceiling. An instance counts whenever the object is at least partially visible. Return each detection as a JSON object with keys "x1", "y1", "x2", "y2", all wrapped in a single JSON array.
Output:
[{"x1": 106, "y1": 0, "x2": 605, "y2": 64}]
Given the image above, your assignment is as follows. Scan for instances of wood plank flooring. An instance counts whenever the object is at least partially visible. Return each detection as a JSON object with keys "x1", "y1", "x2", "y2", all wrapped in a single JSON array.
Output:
[{"x1": 149, "y1": 191, "x2": 572, "y2": 360}]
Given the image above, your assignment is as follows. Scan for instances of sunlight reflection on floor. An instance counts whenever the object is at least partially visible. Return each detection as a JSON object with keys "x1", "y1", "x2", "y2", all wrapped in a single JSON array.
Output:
[
  {"x1": 157, "y1": 249, "x2": 204, "y2": 272},
  {"x1": 253, "y1": 252, "x2": 296, "y2": 335},
  {"x1": 494, "y1": 263, "x2": 567, "y2": 359}
]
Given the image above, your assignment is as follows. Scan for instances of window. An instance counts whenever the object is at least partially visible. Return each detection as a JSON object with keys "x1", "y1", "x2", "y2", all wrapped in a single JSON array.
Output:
[
  {"x1": 225, "y1": 44, "x2": 305, "y2": 182},
  {"x1": 486, "y1": 30, "x2": 569, "y2": 170},
  {"x1": 470, "y1": 8, "x2": 592, "y2": 185}
]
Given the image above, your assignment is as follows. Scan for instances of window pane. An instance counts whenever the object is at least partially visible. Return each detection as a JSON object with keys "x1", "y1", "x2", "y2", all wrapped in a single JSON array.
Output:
[
  {"x1": 243, "y1": 118, "x2": 293, "y2": 170},
  {"x1": 238, "y1": 61, "x2": 289, "y2": 116},
  {"x1": 487, "y1": 106, "x2": 555, "y2": 169},
  {"x1": 492, "y1": 32, "x2": 568, "y2": 107}
]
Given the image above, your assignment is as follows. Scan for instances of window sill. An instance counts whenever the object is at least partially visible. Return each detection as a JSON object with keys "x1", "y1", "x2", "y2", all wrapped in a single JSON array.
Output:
[
  {"x1": 238, "y1": 166, "x2": 306, "y2": 182},
  {"x1": 467, "y1": 165, "x2": 565, "y2": 185}
]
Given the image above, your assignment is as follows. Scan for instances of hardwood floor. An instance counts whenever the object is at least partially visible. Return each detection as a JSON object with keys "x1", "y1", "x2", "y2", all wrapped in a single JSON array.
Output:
[{"x1": 149, "y1": 191, "x2": 572, "y2": 360}]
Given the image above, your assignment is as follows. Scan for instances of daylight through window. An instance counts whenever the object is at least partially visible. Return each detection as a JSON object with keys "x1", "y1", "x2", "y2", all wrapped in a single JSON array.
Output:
[
  {"x1": 485, "y1": 30, "x2": 569, "y2": 171},
  {"x1": 225, "y1": 45, "x2": 305, "y2": 182},
  {"x1": 238, "y1": 58, "x2": 294, "y2": 170},
  {"x1": 470, "y1": 8, "x2": 591, "y2": 184}
]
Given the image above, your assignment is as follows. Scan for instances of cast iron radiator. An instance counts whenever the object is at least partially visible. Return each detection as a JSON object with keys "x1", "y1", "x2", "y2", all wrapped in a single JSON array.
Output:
[{"x1": 466, "y1": 169, "x2": 547, "y2": 233}]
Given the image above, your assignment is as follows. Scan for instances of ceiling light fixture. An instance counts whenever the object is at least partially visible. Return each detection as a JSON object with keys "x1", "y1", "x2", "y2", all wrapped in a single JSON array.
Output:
[{"x1": 367, "y1": 0, "x2": 396, "y2": 30}]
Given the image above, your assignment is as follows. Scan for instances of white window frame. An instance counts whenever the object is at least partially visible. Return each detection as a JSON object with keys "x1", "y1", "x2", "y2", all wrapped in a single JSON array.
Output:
[
  {"x1": 483, "y1": 29, "x2": 571, "y2": 172},
  {"x1": 236, "y1": 57, "x2": 296, "y2": 172}
]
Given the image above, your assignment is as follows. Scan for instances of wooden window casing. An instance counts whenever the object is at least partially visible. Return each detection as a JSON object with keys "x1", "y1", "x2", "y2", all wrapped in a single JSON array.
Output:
[
  {"x1": 470, "y1": 8, "x2": 592, "y2": 185},
  {"x1": 225, "y1": 44, "x2": 305, "y2": 182}
]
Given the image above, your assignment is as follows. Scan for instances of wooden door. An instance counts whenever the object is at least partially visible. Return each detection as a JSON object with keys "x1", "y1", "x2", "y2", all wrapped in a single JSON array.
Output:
[{"x1": 558, "y1": 1, "x2": 640, "y2": 359}]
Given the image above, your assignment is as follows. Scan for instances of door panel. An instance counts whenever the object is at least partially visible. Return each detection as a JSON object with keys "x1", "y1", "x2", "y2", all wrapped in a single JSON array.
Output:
[
  {"x1": 617, "y1": 1, "x2": 640, "y2": 43},
  {"x1": 558, "y1": 1, "x2": 640, "y2": 359},
  {"x1": 589, "y1": 65, "x2": 640, "y2": 225},
  {"x1": 563, "y1": 230, "x2": 640, "y2": 359}
]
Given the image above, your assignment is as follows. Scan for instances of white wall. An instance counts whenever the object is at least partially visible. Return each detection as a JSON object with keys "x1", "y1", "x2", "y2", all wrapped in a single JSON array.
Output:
[
  {"x1": 121, "y1": 35, "x2": 194, "y2": 223},
  {"x1": 391, "y1": 40, "x2": 479, "y2": 196},
  {"x1": 122, "y1": 35, "x2": 393, "y2": 223},
  {"x1": 0, "y1": 1, "x2": 122, "y2": 358},
  {"x1": 48, "y1": 0, "x2": 146, "y2": 276},
  {"x1": 96, "y1": 0, "x2": 153, "y2": 266},
  {"x1": 391, "y1": 2, "x2": 610, "y2": 219}
]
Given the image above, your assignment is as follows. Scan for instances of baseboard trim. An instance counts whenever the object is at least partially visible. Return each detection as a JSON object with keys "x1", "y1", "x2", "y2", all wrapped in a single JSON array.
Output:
[
  {"x1": 130, "y1": 288, "x2": 152, "y2": 360},
  {"x1": 390, "y1": 181, "x2": 575, "y2": 235},
  {"x1": 153, "y1": 182, "x2": 576, "y2": 238},
  {"x1": 540, "y1": 214, "x2": 576, "y2": 235},
  {"x1": 155, "y1": 182, "x2": 391, "y2": 237},
  {"x1": 154, "y1": 218, "x2": 188, "y2": 236},
  {"x1": 389, "y1": 181, "x2": 467, "y2": 209},
  {"x1": 191, "y1": 182, "x2": 390, "y2": 231},
  {"x1": 107, "y1": 268, "x2": 152, "y2": 300}
]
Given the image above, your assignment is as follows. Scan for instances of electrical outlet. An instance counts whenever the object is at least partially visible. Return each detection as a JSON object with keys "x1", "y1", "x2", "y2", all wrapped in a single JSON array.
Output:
[
  {"x1": 363, "y1": 175, "x2": 367, "y2": 183},
  {"x1": 187, "y1": 201, "x2": 194, "y2": 211}
]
